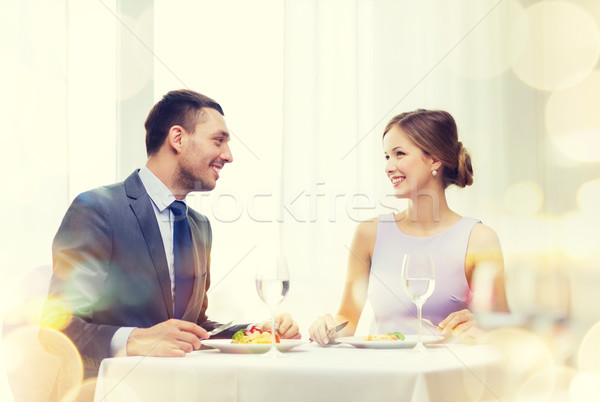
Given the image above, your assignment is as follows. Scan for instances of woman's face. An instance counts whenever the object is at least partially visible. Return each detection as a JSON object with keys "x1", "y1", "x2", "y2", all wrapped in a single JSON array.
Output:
[{"x1": 383, "y1": 125, "x2": 437, "y2": 198}]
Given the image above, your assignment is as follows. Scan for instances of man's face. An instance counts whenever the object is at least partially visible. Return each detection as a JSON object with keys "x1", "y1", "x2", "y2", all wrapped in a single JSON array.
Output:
[{"x1": 177, "y1": 107, "x2": 233, "y2": 193}]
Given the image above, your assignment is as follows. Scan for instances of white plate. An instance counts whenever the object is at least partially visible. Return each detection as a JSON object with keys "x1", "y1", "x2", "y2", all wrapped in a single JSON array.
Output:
[
  {"x1": 337, "y1": 335, "x2": 442, "y2": 349},
  {"x1": 201, "y1": 339, "x2": 304, "y2": 354}
]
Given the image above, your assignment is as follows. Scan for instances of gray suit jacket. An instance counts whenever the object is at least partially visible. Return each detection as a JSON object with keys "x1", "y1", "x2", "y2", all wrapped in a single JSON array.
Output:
[{"x1": 45, "y1": 170, "x2": 242, "y2": 373}]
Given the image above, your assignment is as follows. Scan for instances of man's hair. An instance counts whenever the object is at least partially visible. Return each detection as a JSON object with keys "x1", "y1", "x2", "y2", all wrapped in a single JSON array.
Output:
[{"x1": 144, "y1": 89, "x2": 224, "y2": 156}]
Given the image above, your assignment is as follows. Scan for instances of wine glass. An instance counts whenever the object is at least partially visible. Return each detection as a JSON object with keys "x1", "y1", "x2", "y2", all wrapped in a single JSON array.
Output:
[
  {"x1": 401, "y1": 254, "x2": 436, "y2": 352},
  {"x1": 255, "y1": 255, "x2": 290, "y2": 357}
]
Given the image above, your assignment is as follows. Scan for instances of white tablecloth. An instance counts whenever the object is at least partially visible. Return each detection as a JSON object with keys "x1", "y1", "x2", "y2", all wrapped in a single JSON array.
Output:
[{"x1": 94, "y1": 343, "x2": 502, "y2": 402}]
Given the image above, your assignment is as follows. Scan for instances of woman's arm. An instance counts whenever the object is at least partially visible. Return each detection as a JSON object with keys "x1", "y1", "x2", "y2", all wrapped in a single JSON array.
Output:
[
  {"x1": 309, "y1": 218, "x2": 377, "y2": 345},
  {"x1": 466, "y1": 223, "x2": 509, "y2": 312},
  {"x1": 336, "y1": 218, "x2": 378, "y2": 333},
  {"x1": 438, "y1": 223, "x2": 509, "y2": 338}
]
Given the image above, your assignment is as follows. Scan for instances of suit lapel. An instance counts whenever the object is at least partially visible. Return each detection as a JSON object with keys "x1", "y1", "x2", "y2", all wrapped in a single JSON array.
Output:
[
  {"x1": 186, "y1": 217, "x2": 207, "y2": 319},
  {"x1": 125, "y1": 171, "x2": 174, "y2": 318}
]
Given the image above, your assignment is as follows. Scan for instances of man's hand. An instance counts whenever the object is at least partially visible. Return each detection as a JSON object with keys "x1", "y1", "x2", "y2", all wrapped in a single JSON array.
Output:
[
  {"x1": 259, "y1": 313, "x2": 301, "y2": 339},
  {"x1": 126, "y1": 319, "x2": 209, "y2": 357}
]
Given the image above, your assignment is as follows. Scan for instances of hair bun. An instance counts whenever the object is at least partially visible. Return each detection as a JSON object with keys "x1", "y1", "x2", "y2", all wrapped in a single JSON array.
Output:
[{"x1": 456, "y1": 142, "x2": 473, "y2": 187}]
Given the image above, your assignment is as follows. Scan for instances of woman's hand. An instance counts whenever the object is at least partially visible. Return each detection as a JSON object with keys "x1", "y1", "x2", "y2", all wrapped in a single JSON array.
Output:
[
  {"x1": 309, "y1": 314, "x2": 337, "y2": 346},
  {"x1": 438, "y1": 309, "x2": 482, "y2": 339}
]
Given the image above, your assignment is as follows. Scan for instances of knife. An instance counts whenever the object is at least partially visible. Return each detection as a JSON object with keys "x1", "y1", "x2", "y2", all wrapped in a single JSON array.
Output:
[
  {"x1": 207, "y1": 321, "x2": 234, "y2": 337},
  {"x1": 330, "y1": 320, "x2": 349, "y2": 335},
  {"x1": 308, "y1": 320, "x2": 350, "y2": 343}
]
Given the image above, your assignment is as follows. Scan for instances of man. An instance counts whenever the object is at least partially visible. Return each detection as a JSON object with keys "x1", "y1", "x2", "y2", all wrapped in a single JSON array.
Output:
[{"x1": 44, "y1": 90, "x2": 300, "y2": 376}]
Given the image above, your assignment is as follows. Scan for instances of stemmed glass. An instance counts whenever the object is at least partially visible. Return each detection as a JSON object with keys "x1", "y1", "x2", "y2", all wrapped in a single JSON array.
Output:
[
  {"x1": 255, "y1": 255, "x2": 290, "y2": 357},
  {"x1": 401, "y1": 254, "x2": 436, "y2": 352}
]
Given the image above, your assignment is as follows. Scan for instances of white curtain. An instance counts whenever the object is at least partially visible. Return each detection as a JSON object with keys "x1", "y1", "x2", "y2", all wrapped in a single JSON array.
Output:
[
  {"x1": 279, "y1": 0, "x2": 600, "y2": 334},
  {"x1": 280, "y1": 0, "x2": 380, "y2": 326},
  {"x1": 1, "y1": 1, "x2": 118, "y2": 399}
]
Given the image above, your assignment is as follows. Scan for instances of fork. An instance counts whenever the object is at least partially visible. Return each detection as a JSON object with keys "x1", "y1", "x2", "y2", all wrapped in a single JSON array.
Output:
[{"x1": 421, "y1": 318, "x2": 442, "y2": 330}]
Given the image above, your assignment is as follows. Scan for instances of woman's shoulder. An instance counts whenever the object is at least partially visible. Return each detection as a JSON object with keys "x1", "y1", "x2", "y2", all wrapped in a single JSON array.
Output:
[
  {"x1": 354, "y1": 216, "x2": 379, "y2": 240},
  {"x1": 468, "y1": 222, "x2": 502, "y2": 253},
  {"x1": 349, "y1": 215, "x2": 386, "y2": 260},
  {"x1": 353, "y1": 212, "x2": 400, "y2": 242},
  {"x1": 465, "y1": 222, "x2": 505, "y2": 289}
]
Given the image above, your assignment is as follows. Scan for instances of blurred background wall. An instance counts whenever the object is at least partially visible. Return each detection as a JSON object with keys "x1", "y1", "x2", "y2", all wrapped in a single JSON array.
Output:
[{"x1": 1, "y1": 0, "x2": 599, "y2": 400}]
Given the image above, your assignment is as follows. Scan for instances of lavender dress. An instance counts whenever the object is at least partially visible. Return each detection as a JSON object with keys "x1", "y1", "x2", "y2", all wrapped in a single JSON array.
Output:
[{"x1": 367, "y1": 213, "x2": 480, "y2": 334}]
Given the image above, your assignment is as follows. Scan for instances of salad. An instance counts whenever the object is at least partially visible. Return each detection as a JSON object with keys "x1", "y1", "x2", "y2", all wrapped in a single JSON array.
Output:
[
  {"x1": 232, "y1": 326, "x2": 280, "y2": 344},
  {"x1": 363, "y1": 332, "x2": 405, "y2": 341}
]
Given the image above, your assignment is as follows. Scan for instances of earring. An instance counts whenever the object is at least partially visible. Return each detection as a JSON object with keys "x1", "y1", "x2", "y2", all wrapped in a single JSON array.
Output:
[{"x1": 432, "y1": 170, "x2": 437, "y2": 177}]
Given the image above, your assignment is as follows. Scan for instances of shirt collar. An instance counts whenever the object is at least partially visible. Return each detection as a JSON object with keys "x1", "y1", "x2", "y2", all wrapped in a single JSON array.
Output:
[{"x1": 138, "y1": 166, "x2": 185, "y2": 212}]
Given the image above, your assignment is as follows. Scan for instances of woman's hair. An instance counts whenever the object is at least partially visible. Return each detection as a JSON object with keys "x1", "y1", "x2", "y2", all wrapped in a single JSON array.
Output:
[{"x1": 383, "y1": 109, "x2": 473, "y2": 188}]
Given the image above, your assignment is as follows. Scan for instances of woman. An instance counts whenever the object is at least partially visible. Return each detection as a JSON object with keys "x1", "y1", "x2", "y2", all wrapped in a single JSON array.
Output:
[{"x1": 309, "y1": 109, "x2": 509, "y2": 345}]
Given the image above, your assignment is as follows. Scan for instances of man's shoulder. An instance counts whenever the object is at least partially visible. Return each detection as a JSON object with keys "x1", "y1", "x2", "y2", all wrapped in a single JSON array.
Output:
[
  {"x1": 74, "y1": 181, "x2": 127, "y2": 206},
  {"x1": 73, "y1": 171, "x2": 142, "y2": 206},
  {"x1": 187, "y1": 206, "x2": 209, "y2": 223}
]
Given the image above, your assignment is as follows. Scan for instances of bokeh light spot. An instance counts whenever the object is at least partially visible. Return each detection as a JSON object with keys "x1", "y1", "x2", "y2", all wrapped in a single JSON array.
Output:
[
  {"x1": 511, "y1": 1, "x2": 600, "y2": 91},
  {"x1": 2, "y1": 336, "x2": 24, "y2": 374},
  {"x1": 570, "y1": 371, "x2": 600, "y2": 402},
  {"x1": 3, "y1": 326, "x2": 83, "y2": 402},
  {"x1": 577, "y1": 320, "x2": 600, "y2": 372},
  {"x1": 546, "y1": 71, "x2": 600, "y2": 163},
  {"x1": 24, "y1": 296, "x2": 49, "y2": 326},
  {"x1": 515, "y1": 366, "x2": 578, "y2": 402},
  {"x1": 40, "y1": 297, "x2": 73, "y2": 331},
  {"x1": 478, "y1": 328, "x2": 554, "y2": 399},
  {"x1": 505, "y1": 180, "x2": 544, "y2": 216},
  {"x1": 561, "y1": 211, "x2": 599, "y2": 260},
  {"x1": 61, "y1": 378, "x2": 101, "y2": 402},
  {"x1": 577, "y1": 179, "x2": 600, "y2": 216}
]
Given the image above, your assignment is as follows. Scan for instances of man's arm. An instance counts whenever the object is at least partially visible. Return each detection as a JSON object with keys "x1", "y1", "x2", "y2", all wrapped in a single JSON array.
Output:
[{"x1": 42, "y1": 192, "x2": 120, "y2": 369}]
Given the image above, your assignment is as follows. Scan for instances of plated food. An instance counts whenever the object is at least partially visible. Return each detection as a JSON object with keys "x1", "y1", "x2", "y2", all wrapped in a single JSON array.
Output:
[
  {"x1": 338, "y1": 334, "x2": 441, "y2": 349},
  {"x1": 363, "y1": 332, "x2": 405, "y2": 341},
  {"x1": 232, "y1": 326, "x2": 280, "y2": 344},
  {"x1": 200, "y1": 325, "x2": 303, "y2": 353},
  {"x1": 202, "y1": 339, "x2": 302, "y2": 354}
]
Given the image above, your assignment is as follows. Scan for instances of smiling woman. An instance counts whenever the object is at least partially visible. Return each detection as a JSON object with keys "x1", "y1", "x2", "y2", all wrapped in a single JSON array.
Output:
[{"x1": 309, "y1": 109, "x2": 509, "y2": 346}]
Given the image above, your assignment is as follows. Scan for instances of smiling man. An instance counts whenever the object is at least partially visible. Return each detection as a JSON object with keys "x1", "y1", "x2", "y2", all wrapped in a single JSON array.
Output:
[{"x1": 44, "y1": 90, "x2": 300, "y2": 377}]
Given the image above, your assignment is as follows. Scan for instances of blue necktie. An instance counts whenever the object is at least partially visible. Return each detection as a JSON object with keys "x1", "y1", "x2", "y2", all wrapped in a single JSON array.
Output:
[{"x1": 169, "y1": 201, "x2": 194, "y2": 319}]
